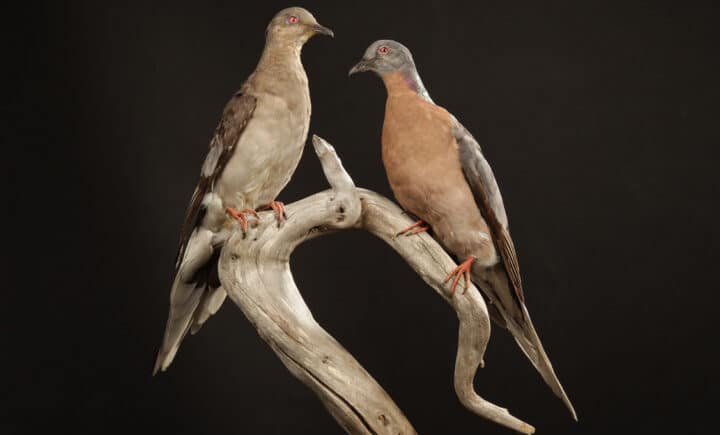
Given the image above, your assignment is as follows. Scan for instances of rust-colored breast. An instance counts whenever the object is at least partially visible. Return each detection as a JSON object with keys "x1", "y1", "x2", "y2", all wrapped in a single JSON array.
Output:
[
  {"x1": 380, "y1": 73, "x2": 492, "y2": 259},
  {"x1": 380, "y1": 78, "x2": 464, "y2": 221}
]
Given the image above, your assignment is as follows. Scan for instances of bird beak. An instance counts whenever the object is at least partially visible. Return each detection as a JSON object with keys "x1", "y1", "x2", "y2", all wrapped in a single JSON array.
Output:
[
  {"x1": 312, "y1": 24, "x2": 334, "y2": 38},
  {"x1": 348, "y1": 60, "x2": 372, "y2": 76}
]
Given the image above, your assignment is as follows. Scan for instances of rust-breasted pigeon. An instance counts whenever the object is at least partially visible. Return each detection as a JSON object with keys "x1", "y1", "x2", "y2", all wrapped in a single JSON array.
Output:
[{"x1": 350, "y1": 39, "x2": 576, "y2": 420}]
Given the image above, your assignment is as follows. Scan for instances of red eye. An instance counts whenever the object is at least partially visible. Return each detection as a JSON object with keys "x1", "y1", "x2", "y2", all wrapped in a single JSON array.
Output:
[
  {"x1": 287, "y1": 15, "x2": 299, "y2": 24},
  {"x1": 378, "y1": 46, "x2": 389, "y2": 55}
]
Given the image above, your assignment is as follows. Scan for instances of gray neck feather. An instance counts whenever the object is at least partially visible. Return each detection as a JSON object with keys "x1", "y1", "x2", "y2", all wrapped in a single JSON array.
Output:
[{"x1": 402, "y1": 67, "x2": 433, "y2": 103}]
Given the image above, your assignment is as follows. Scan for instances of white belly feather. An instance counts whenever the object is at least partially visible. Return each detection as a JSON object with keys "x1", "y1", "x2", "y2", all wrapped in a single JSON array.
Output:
[{"x1": 214, "y1": 92, "x2": 309, "y2": 212}]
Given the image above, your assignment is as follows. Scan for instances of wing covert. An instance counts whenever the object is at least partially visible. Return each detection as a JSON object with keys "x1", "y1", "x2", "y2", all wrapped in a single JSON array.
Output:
[
  {"x1": 173, "y1": 91, "x2": 257, "y2": 275},
  {"x1": 452, "y1": 121, "x2": 524, "y2": 303}
]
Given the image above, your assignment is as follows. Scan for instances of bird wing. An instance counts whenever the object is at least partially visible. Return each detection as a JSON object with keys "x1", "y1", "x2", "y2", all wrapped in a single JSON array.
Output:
[
  {"x1": 451, "y1": 120, "x2": 524, "y2": 304},
  {"x1": 452, "y1": 118, "x2": 577, "y2": 419},
  {"x1": 173, "y1": 90, "x2": 257, "y2": 275},
  {"x1": 154, "y1": 90, "x2": 256, "y2": 375}
]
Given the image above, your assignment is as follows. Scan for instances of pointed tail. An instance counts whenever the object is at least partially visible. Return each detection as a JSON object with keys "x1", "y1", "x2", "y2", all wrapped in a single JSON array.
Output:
[
  {"x1": 153, "y1": 278, "x2": 204, "y2": 375},
  {"x1": 153, "y1": 232, "x2": 226, "y2": 375},
  {"x1": 504, "y1": 304, "x2": 577, "y2": 420},
  {"x1": 477, "y1": 267, "x2": 577, "y2": 420}
]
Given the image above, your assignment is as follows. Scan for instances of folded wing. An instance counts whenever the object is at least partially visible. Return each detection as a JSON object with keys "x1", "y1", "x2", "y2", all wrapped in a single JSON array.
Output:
[
  {"x1": 153, "y1": 92, "x2": 256, "y2": 374},
  {"x1": 452, "y1": 119, "x2": 577, "y2": 419}
]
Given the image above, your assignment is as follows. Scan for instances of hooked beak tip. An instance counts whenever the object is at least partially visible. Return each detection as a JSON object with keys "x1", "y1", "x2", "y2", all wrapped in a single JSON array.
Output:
[
  {"x1": 348, "y1": 62, "x2": 368, "y2": 77},
  {"x1": 313, "y1": 24, "x2": 334, "y2": 38}
]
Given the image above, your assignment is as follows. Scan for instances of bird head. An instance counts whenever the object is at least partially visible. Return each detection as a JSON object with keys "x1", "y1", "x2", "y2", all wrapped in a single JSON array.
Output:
[
  {"x1": 266, "y1": 7, "x2": 334, "y2": 46},
  {"x1": 348, "y1": 40, "x2": 416, "y2": 77},
  {"x1": 349, "y1": 40, "x2": 432, "y2": 101}
]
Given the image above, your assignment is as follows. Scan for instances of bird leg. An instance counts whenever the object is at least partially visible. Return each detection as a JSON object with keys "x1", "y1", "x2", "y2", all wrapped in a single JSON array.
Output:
[
  {"x1": 444, "y1": 256, "x2": 476, "y2": 296},
  {"x1": 395, "y1": 219, "x2": 429, "y2": 237},
  {"x1": 258, "y1": 201, "x2": 287, "y2": 225},
  {"x1": 226, "y1": 207, "x2": 259, "y2": 234}
]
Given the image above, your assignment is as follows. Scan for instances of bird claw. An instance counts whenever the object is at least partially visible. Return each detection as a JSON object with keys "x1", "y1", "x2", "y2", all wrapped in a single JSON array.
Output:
[
  {"x1": 258, "y1": 201, "x2": 287, "y2": 226},
  {"x1": 444, "y1": 256, "x2": 476, "y2": 296},
  {"x1": 226, "y1": 207, "x2": 259, "y2": 236},
  {"x1": 270, "y1": 201, "x2": 287, "y2": 225},
  {"x1": 395, "y1": 219, "x2": 429, "y2": 238}
]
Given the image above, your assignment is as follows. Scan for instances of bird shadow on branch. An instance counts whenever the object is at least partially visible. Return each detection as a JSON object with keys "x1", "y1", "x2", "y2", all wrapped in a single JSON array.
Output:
[{"x1": 216, "y1": 135, "x2": 536, "y2": 434}]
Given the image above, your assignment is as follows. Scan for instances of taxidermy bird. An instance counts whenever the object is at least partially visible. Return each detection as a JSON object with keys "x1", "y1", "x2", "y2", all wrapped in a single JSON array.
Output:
[
  {"x1": 349, "y1": 40, "x2": 577, "y2": 419},
  {"x1": 153, "y1": 7, "x2": 333, "y2": 374}
]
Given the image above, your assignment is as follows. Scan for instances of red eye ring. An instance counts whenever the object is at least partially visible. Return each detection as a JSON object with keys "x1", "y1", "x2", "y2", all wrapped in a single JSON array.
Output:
[
  {"x1": 378, "y1": 46, "x2": 389, "y2": 55},
  {"x1": 287, "y1": 15, "x2": 299, "y2": 24}
]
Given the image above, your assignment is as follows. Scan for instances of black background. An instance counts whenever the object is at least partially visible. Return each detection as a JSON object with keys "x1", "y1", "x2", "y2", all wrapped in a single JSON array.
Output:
[{"x1": 4, "y1": 1, "x2": 719, "y2": 434}]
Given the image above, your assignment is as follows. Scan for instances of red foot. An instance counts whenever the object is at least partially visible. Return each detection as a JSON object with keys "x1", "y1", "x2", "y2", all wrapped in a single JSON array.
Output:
[
  {"x1": 396, "y1": 219, "x2": 429, "y2": 237},
  {"x1": 444, "y1": 256, "x2": 476, "y2": 296},
  {"x1": 226, "y1": 207, "x2": 259, "y2": 233},
  {"x1": 258, "y1": 201, "x2": 286, "y2": 225}
]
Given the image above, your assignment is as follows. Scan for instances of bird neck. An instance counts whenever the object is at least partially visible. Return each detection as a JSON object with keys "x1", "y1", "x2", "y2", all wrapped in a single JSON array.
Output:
[
  {"x1": 255, "y1": 40, "x2": 306, "y2": 82},
  {"x1": 381, "y1": 69, "x2": 433, "y2": 103}
]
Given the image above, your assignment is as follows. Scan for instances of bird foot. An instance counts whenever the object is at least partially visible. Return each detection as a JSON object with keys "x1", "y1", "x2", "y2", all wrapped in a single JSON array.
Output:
[
  {"x1": 258, "y1": 201, "x2": 287, "y2": 226},
  {"x1": 226, "y1": 207, "x2": 259, "y2": 234},
  {"x1": 395, "y1": 219, "x2": 429, "y2": 238},
  {"x1": 444, "y1": 256, "x2": 476, "y2": 296}
]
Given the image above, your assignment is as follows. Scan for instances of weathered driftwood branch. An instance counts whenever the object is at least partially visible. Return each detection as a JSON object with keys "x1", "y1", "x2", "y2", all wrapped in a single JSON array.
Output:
[{"x1": 217, "y1": 135, "x2": 535, "y2": 434}]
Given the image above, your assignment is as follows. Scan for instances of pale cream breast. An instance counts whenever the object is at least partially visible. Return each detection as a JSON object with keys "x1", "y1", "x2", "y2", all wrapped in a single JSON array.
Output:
[{"x1": 216, "y1": 86, "x2": 310, "y2": 210}]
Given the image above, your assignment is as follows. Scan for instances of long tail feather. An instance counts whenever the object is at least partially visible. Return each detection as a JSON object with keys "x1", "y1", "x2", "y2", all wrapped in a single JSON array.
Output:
[
  {"x1": 475, "y1": 266, "x2": 577, "y2": 420},
  {"x1": 153, "y1": 229, "x2": 225, "y2": 375},
  {"x1": 504, "y1": 304, "x2": 577, "y2": 420},
  {"x1": 153, "y1": 279, "x2": 204, "y2": 375},
  {"x1": 191, "y1": 287, "x2": 227, "y2": 335}
]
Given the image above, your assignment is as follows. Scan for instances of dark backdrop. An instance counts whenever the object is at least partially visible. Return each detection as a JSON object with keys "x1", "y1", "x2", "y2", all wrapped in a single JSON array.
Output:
[{"x1": 5, "y1": 1, "x2": 719, "y2": 434}]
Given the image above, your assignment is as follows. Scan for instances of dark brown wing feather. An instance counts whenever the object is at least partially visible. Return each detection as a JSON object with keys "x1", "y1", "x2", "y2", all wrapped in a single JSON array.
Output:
[
  {"x1": 452, "y1": 122, "x2": 525, "y2": 304},
  {"x1": 173, "y1": 90, "x2": 256, "y2": 275}
]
